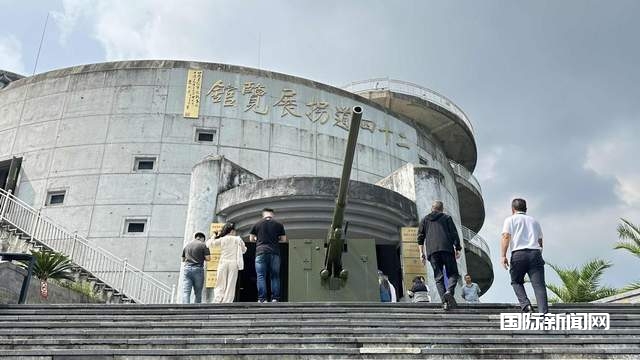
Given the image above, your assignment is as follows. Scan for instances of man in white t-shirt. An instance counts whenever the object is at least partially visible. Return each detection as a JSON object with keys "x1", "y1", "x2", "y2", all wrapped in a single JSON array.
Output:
[{"x1": 500, "y1": 198, "x2": 548, "y2": 313}]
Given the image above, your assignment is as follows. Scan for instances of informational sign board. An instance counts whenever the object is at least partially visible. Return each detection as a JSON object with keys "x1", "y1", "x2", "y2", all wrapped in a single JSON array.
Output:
[
  {"x1": 183, "y1": 69, "x2": 203, "y2": 118},
  {"x1": 205, "y1": 222, "x2": 225, "y2": 288},
  {"x1": 400, "y1": 227, "x2": 427, "y2": 292}
]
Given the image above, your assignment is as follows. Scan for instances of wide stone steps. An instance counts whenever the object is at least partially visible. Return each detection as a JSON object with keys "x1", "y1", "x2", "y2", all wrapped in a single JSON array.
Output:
[{"x1": 1, "y1": 303, "x2": 639, "y2": 359}]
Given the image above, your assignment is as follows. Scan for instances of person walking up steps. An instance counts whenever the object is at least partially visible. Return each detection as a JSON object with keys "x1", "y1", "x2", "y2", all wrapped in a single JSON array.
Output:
[
  {"x1": 207, "y1": 222, "x2": 247, "y2": 303},
  {"x1": 417, "y1": 200, "x2": 462, "y2": 310}
]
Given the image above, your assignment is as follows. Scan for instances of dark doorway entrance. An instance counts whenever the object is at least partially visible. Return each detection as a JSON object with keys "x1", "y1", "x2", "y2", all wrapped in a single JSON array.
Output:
[
  {"x1": 0, "y1": 157, "x2": 22, "y2": 192},
  {"x1": 236, "y1": 242, "x2": 288, "y2": 302},
  {"x1": 376, "y1": 244, "x2": 403, "y2": 300}
]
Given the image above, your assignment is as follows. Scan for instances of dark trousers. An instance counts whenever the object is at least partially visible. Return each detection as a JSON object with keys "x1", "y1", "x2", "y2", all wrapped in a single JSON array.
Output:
[
  {"x1": 429, "y1": 251, "x2": 459, "y2": 301},
  {"x1": 509, "y1": 249, "x2": 548, "y2": 313}
]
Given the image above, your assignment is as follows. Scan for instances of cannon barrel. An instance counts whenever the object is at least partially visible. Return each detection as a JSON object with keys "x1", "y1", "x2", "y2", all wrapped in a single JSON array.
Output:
[{"x1": 321, "y1": 106, "x2": 362, "y2": 281}]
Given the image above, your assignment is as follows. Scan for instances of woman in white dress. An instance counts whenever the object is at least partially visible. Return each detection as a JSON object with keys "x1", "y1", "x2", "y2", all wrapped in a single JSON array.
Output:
[{"x1": 207, "y1": 222, "x2": 247, "y2": 303}]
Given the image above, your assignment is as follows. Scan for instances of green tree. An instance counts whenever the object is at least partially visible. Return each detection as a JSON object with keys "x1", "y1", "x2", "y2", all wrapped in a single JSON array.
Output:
[
  {"x1": 546, "y1": 259, "x2": 618, "y2": 303},
  {"x1": 614, "y1": 218, "x2": 640, "y2": 291},
  {"x1": 20, "y1": 250, "x2": 75, "y2": 299},
  {"x1": 615, "y1": 218, "x2": 640, "y2": 259}
]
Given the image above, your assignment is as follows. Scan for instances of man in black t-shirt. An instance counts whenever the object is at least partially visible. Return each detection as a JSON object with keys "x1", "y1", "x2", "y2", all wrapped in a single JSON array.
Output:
[{"x1": 250, "y1": 208, "x2": 287, "y2": 302}]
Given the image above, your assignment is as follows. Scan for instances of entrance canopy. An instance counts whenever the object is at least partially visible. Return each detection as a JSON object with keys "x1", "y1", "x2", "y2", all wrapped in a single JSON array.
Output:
[{"x1": 216, "y1": 176, "x2": 417, "y2": 245}]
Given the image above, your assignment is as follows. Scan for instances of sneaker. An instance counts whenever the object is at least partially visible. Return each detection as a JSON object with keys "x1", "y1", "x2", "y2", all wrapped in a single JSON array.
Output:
[
  {"x1": 258, "y1": 299, "x2": 265, "y2": 303},
  {"x1": 271, "y1": 299, "x2": 278, "y2": 303},
  {"x1": 522, "y1": 304, "x2": 533, "y2": 313}
]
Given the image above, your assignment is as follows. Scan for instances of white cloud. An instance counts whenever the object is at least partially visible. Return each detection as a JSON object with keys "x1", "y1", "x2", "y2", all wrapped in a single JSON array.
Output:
[
  {"x1": 51, "y1": 0, "x2": 89, "y2": 45},
  {"x1": 0, "y1": 35, "x2": 25, "y2": 74},
  {"x1": 585, "y1": 126, "x2": 640, "y2": 206},
  {"x1": 475, "y1": 145, "x2": 503, "y2": 183},
  {"x1": 82, "y1": 0, "x2": 248, "y2": 63},
  {"x1": 480, "y1": 200, "x2": 640, "y2": 303}
]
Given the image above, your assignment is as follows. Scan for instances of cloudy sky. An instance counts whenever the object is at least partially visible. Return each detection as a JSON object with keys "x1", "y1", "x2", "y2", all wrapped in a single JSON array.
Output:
[{"x1": 2, "y1": 0, "x2": 639, "y2": 302}]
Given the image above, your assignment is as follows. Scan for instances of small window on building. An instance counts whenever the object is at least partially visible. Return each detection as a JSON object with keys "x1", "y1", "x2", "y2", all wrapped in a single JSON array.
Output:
[
  {"x1": 195, "y1": 128, "x2": 216, "y2": 143},
  {"x1": 418, "y1": 156, "x2": 428, "y2": 166},
  {"x1": 46, "y1": 190, "x2": 66, "y2": 206},
  {"x1": 124, "y1": 219, "x2": 147, "y2": 234},
  {"x1": 134, "y1": 157, "x2": 156, "y2": 171}
]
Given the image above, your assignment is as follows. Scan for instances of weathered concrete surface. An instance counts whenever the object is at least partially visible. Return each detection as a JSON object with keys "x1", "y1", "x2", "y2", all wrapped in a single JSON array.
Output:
[
  {"x1": 217, "y1": 176, "x2": 417, "y2": 244},
  {"x1": 594, "y1": 288, "x2": 640, "y2": 304},
  {"x1": 358, "y1": 89, "x2": 477, "y2": 172},
  {"x1": 0, "y1": 262, "x2": 102, "y2": 304},
  {"x1": 463, "y1": 239, "x2": 494, "y2": 294},
  {"x1": 179, "y1": 155, "x2": 260, "y2": 303},
  {"x1": 377, "y1": 163, "x2": 471, "y2": 302},
  {"x1": 454, "y1": 174, "x2": 485, "y2": 233},
  {"x1": 0, "y1": 60, "x2": 486, "y2": 295}
]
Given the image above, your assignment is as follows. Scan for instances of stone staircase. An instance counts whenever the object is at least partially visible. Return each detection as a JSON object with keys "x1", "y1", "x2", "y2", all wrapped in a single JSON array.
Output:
[
  {"x1": 0, "y1": 302, "x2": 638, "y2": 359},
  {"x1": 0, "y1": 188, "x2": 173, "y2": 304}
]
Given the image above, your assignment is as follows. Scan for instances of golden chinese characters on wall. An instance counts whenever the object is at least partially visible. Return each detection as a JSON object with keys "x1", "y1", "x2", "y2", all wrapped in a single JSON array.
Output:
[
  {"x1": 182, "y1": 69, "x2": 412, "y2": 150},
  {"x1": 183, "y1": 69, "x2": 203, "y2": 118}
]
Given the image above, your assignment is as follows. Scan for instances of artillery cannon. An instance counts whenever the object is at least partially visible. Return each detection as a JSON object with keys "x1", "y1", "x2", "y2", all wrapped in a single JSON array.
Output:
[
  {"x1": 288, "y1": 106, "x2": 381, "y2": 301},
  {"x1": 320, "y1": 106, "x2": 362, "y2": 283}
]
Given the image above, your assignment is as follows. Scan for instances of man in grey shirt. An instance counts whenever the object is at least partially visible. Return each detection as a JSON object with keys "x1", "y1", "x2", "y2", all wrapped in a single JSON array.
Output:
[{"x1": 181, "y1": 232, "x2": 211, "y2": 303}]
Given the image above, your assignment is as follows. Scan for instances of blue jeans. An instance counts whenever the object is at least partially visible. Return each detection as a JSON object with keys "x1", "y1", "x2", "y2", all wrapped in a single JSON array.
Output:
[
  {"x1": 181, "y1": 264, "x2": 204, "y2": 303},
  {"x1": 255, "y1": 253, "x2": 280, "y2": 301}
]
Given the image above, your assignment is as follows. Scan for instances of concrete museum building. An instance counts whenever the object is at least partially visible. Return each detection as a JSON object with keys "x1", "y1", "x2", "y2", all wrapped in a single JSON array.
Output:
[{"x1": 0, "y1": 61, "x2": 491, "y2": 303}]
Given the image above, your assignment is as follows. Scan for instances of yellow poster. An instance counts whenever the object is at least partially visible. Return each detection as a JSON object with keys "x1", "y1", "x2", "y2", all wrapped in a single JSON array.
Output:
[
  {"x1": 401, "y1": 227, "x2": 418, "y2": 242},
  {"x1": 183, "y1": 69, "x2": 203, "y2": 118},
  {"x1": 206, "y1": 222, "x2": 225, "y2": 288},
  {"x1": 205, "y1": 270, "x2": 217, "y2": 288},
  {"x1": 210, "y1": 222, "x2": 224, "y2": 238},
  {"x1": 400, "y1": 227, "x2": 426, "y2": 293}
]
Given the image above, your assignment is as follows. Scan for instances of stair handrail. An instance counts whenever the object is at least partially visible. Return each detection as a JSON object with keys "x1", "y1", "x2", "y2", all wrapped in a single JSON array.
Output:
[
  {"x1": 0, "y1": 188, "x2": 174, "y2": 304},
  {"x1": 461, "y1": 225, "x2": 491, "y2": 256}
]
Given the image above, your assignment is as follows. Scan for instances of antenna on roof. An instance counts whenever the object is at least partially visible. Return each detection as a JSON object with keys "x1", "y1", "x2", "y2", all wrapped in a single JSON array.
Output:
[
  {"x1": 32, "y1": 12, "x2": 50, "y2": 76},
  {"x1": 257, "y1": 32, "x2": 261, "y2": 69}
]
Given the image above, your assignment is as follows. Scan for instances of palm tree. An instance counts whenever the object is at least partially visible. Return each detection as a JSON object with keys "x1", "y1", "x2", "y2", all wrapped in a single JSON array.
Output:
[
  {"x1": 20, "y1": 250, "x2": 75, "y2": 299},
  {"x1": 546, "y1": 259, "x2": 618, "y2": 303},
  {"x1": 615, "y1": 218, "x2": 640, "y2": 259},
  {"x1": 614, "y1": 218, "x2": 640, "y2": 291}
]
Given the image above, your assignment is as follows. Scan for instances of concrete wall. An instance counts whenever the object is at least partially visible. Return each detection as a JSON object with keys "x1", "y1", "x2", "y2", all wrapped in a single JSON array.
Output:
[
  {"x1": 0, "y1": 262, "x2": 102, "y2": 304},
  {"x1": 0, "y1": 62, "x2": 473, "y2": 288},
  {"x1": 377, "y1": 163, "x2": 467, "y2": 302},
  {"x1": 593, "y1": 289, "x2": 640, "y2": 304}
]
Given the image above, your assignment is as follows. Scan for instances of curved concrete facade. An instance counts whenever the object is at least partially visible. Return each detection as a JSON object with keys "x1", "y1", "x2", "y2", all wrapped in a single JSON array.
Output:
[{"x1": 0, "y1": 60, "x2": 490, "y2": 295}]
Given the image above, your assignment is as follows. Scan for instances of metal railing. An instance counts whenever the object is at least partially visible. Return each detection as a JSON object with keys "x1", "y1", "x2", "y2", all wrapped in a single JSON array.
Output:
[
  {"x1": 461, "y1": 225, "x2": 491, "y2": 256},
  {"x1": 342, "y1": 78, "x2": 474, "y2": 134},
  {"x1": 0, "y1": 188, "x2": 174, "y2": 304},
  {"x1": 449, "y1": 160, "x2": 482, "y2": 194}
]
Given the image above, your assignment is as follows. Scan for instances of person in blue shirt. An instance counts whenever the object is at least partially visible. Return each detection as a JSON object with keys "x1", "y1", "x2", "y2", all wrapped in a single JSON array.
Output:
[{"x1": 461, "y1": 274, "x2": 481, "y2": 303}]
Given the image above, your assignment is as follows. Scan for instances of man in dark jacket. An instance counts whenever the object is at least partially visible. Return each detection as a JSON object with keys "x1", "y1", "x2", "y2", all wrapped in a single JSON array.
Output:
[{"x1": 417, "y1": 200, "x2": 462, "y2": 310}]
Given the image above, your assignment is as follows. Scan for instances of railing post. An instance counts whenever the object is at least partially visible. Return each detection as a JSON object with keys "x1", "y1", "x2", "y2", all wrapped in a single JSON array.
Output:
[
  {"x1": 30, "y1": 209, "x2": 41, "y2": 242},
  {"x1": 120, "y1": 258, "x2": 128, "y2": 292},
  {"x1": 170, "y1": 284, "x2": 176, "y2": 304},
  {"x1": 70, "y1": 231, "x2": 78, "y2": 260},
  {"x1": 0, "y1": 189, "x2": 11, "y2": 222}
]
